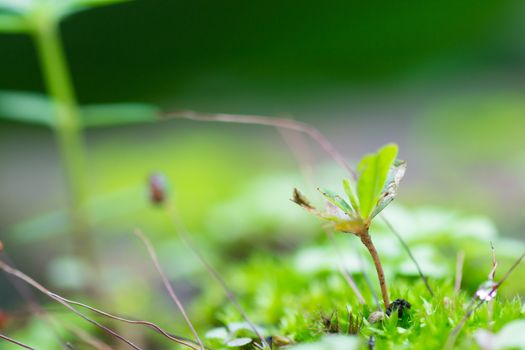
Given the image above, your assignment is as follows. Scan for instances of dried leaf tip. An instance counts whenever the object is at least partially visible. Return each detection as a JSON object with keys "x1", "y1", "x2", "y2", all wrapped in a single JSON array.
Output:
[{"x1": 291, "y1": 188, "x2": 314, "y2": 209}]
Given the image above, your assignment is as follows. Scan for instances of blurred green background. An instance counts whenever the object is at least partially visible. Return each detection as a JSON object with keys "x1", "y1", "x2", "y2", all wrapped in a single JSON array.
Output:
[{"x1": 1, "y1": 0, "x2": 525, "y2": 347}]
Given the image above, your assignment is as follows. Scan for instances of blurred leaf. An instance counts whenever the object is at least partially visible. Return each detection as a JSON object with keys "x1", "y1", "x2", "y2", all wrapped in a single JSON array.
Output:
[
  {"x1": 294, "y1": 246, "x2": 361, "y2": 274},
  {"x1": 81, "y1": 103, "x2": 160, "y2": 127},
  {"x1": 0, "y1": 91, "x2": 160, "y2": 127},
  {"x1": 0, "y1": 13, "x2": 30, "y2": 33},
  {"x1": 8, "y1": 185, "x2": 148, "y2": 243},
  {"x1": 47, "y1": 255, "x2": 92, "y2": 289},
  {"x1": 226, "y1": 338, "x2": 252, "y2": 347},
  {"x1": 356, "y1": 144, "x2": 398, "y2": 219},
  {"x1": 493, "y1": 319, "x2": 525, "y2": 350},
  {"x1": 205, "y1": 327, "x2": 229, "y2": 340},
  {"x1": 0, "y1": 91, "x2": 55, "y2": 126},
  {"x1": 8, "y1": 209, "x2": 70, "y2": 243},
  {"x1": 227, "y1": 322, "x2": 266, "y2": 337}
]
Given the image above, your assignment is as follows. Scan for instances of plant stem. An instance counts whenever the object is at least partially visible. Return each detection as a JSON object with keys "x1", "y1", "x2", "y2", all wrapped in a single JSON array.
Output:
[
  {"x1": 31, "y1": 8, "x2": 95, "y2": 270},
  {"x1": 360, "y1": 230, "x2": 390, "y2": 309}
]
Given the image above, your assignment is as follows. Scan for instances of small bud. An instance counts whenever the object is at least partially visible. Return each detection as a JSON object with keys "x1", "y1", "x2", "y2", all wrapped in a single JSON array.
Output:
[
  {"x1": 368, "y1": 311, "x2": 385, "y2": 324},
  {"x1": 0, "y1": 240, "x2": 3, "y2": 252},
  {"x1": 149, "y1": 172, "x2": 167, "y2": 205}
]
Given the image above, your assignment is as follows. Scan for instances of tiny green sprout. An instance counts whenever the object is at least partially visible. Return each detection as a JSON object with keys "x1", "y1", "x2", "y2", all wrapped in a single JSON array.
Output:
[{"x1": 292, "y1": 143, "x2": 406, "y2": 309}]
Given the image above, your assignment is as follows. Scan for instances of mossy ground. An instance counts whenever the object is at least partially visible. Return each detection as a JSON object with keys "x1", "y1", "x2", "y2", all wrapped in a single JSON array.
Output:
[{"x1": 194, "y1": 253, "x2": 524, "y2": 350}]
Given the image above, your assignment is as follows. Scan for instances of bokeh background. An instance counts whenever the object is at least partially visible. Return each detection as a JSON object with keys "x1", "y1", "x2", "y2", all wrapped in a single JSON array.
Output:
[{"x1": 1, "y1": 0, "x2": 525, "y2": 347}]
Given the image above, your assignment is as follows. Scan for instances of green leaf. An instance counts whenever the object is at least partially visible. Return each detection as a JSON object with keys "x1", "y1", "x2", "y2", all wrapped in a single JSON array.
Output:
[
  {"x1": 0, "y1": 91, "x2": 55, "y2": 126},
  {"x1": 371, "y1": 159, "x2": 406, "y2": 218},
  {"x1": 0, "y1": 91, "x2": 160, "y2": 128},
  {"x1": 342, "y1": 178, "x2": 359, "y2": 212},
  {"x1": 318, "y1": 187, "x2": 353, "y2": 214},
  {"x1": 81, "y1": 103, "x2": 160, "y2": 128},
  {"x1": 356, "y1": 144, "x2": 398, "y2": 220},
  {"x1": 0, "y1": 13, "x2": 30, "y2": 33}
]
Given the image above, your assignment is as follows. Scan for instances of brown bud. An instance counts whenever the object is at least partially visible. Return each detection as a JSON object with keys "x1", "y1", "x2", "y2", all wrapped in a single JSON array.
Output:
[
  {"x1": 0, "y1": 240, "x2": 3, "y2": 252},
  {"x1": 149, "y1": 172, "x2": 167, "y2": 205}
]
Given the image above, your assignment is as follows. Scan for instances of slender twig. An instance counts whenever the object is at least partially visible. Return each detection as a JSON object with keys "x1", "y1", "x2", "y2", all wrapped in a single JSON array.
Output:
[
  {"x1": 53, "y1": 296, "x2": 200, "y2": 350},
  {"x1": 165, "y1": 200, "x2": 270, "y2": 349},
  {"x1": 381, "y1": 215, "x2": 434, "y2": 297},
  {"x1": 454, "y1": 251, "x2": 465, "y2": 293},
  {"x1": 162, "y1": 110, "x2": 357, "y2": 180},
  {"x1": 0, "y1": 251, "x2": 70, "y2": 348},
  {"x1": 325, "y1": 230, "x2": 366, "y2": 304},
  {"x1": 133, "y1": 229, "x2": 204, "y2": 350},
  {"x1": 0, "y1": 259, "x2": 143, "y2": 350},
  {"x1": 445, "y1": 250, "x2": 525, "y2": 349},
  {"x1": 0, "y1": 334, "x2": 35, "y2": 349},
  {"x1": 2, "y1": 250, "x2": 111, "y2": 350},
  {"x1": 0, "y1": 259, "x2": 201, "y2": 350}
]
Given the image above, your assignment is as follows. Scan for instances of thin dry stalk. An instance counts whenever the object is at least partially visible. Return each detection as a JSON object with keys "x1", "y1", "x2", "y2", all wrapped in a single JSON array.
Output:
[
  {"x1": 445, "y1": 250, "x2": 525, "y2": 350},
  {"x1": 0, "y1": 259, "x2": 201, "y2": 350},
  {"x1": 0, "y1": 251, "x2": 70, "y2": 348},
  {"x1": 133, "y1": 229, "x2": 204, "y2": 350},
  {"x1": 454, "y1": 251, "x2": 465, "y2": 293},
  {"x1": 165, "y1": 201, "x2": 270, "y2": 349},
  {"x1": 0, "y1": 259, "x2": 143, "y2": 350},
  {"x1": 0, "y1": 334, "x2": 35, "y2": 349},
  {"x1": 162, "y1": 110, "x2": 357, "y2": 180},
  {"x1": 54, "y1": 297, "x2": 200, "y2": 350},
  {"x1": 381, "y1": 215, "x2": 434, "y2": 297}
]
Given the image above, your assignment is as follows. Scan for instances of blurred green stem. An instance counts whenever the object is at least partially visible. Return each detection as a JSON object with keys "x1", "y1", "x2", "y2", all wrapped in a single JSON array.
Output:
[{"x1": 32, "y1": 9, "x2": 96, "y2": 271}]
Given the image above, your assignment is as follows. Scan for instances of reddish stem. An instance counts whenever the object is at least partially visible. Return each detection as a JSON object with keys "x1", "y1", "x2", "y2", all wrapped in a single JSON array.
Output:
[{"x1": 360, "y1": 230, "x2": 390, "y2": 309}]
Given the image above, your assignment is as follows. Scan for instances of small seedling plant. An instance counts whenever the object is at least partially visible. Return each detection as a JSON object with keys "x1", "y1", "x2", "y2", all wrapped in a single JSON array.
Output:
[{"x1": 292, "y1": 143, "x2": 405, "y2": 310}]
